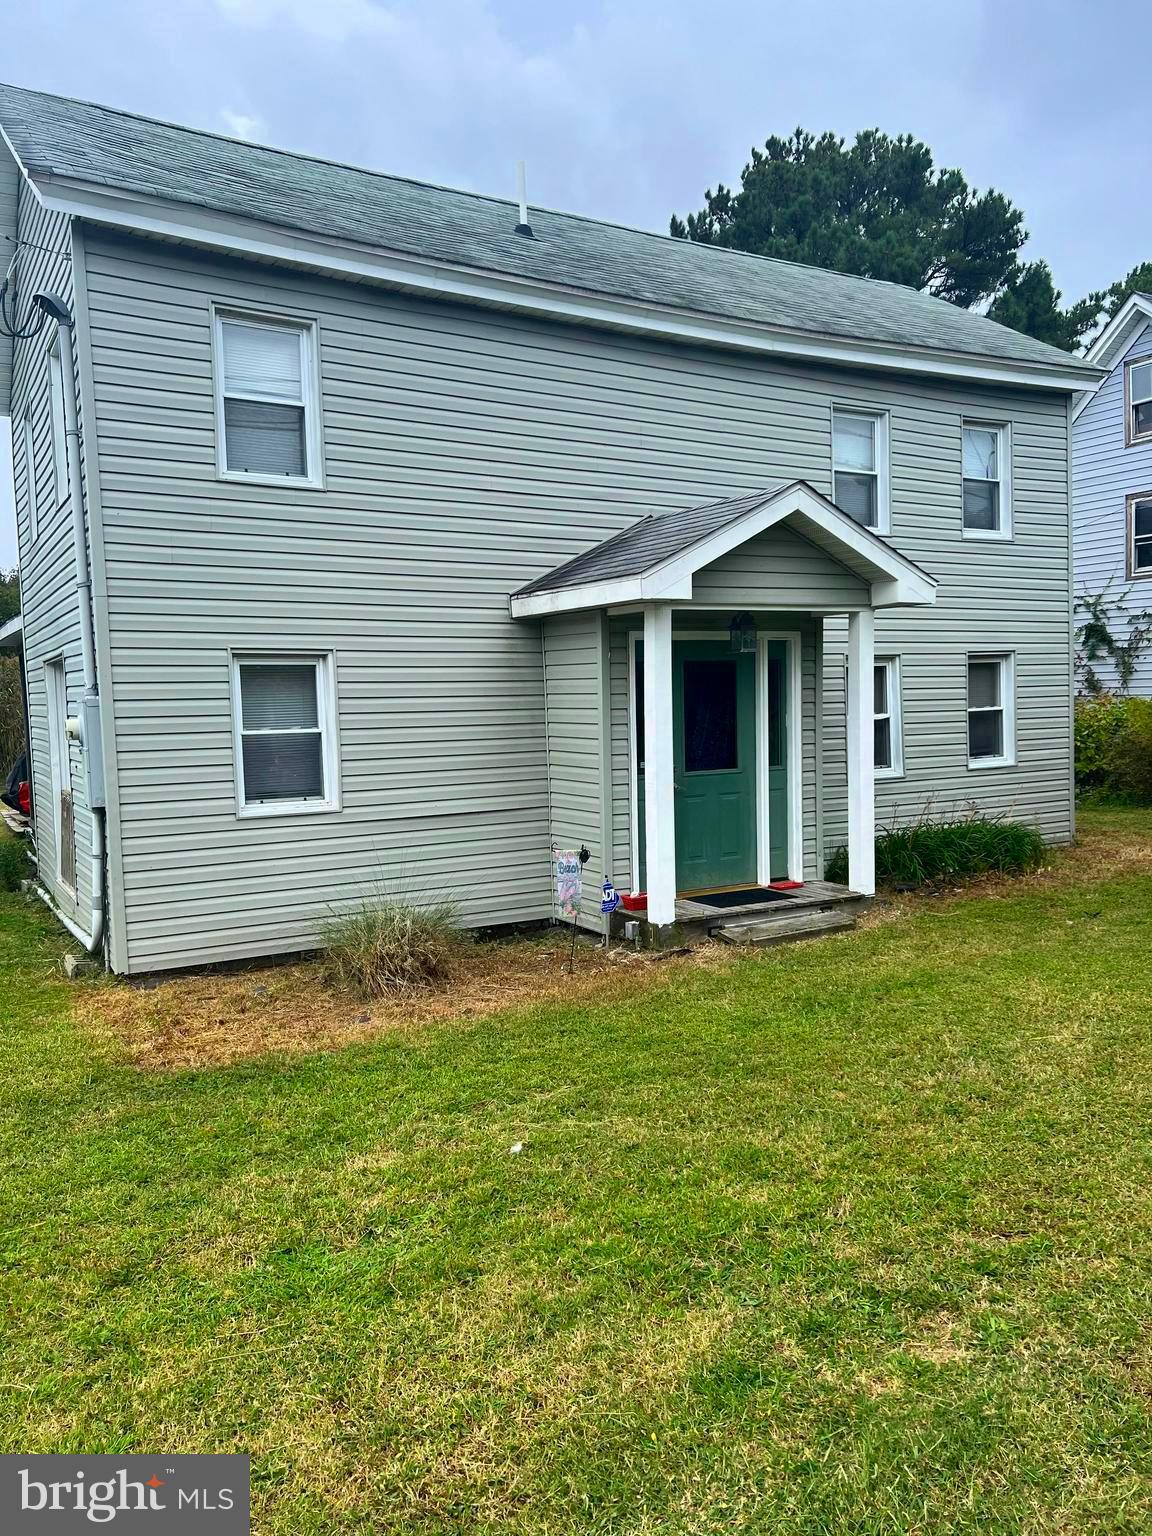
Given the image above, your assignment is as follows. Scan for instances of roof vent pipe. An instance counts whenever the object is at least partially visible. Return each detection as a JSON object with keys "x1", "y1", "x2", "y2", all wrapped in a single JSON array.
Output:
[{"x1": 514, "y1": 161, "x2": 534, "y2": 238}]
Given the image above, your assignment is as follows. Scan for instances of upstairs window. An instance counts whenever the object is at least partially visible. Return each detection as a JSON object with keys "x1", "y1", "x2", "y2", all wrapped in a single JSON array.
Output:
[
  {"x1": 967, "y1": 654, "x2": 1014, "y2": 768},
  {"x1": 874, "y1": 657, "x2": 903, "y2": 776},
  {"x1": 1126, "y1": 357, "x2": 1152, "y2": 446},
  {"x1": 47, "y1": 333, "x2": 67, "y2": 507},
  {"x1": 962, "y1": 421, "x2": 1010, "y2": 538},
  {"x1": 1128, "y1": 493, "x2": 1152, "y2": 578},
  {"x1": 232, "y1": 653, "x2": 339, "y2": 815},
  {"x1": 832, "y1": 407, "x2": 888, "y2": 531},
  {"x1": 215, "y1": 312, "x2": 319, "y2": 483}
]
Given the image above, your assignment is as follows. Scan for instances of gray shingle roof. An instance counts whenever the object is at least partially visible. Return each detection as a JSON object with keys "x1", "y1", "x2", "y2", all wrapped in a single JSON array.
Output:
[
  {"x1": 514, "y1": 481, "x2": 930, "y2": 596},
  {"x1": 0, "y1": 82, "x2": 1094, "y2": 376}
]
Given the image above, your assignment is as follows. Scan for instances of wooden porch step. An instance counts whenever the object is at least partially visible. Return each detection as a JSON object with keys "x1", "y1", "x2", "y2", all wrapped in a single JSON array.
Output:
[{"x1": 713, "y1": 908, "x2": 857, "y2": 947}]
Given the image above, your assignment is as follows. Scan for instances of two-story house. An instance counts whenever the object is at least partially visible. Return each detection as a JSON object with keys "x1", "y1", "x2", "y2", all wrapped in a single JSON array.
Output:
[
  {"x1": 0, "y1": 84, "x2": 1102, "y2": 974},
  {"x1": 1073, "y1": 293, "x2": 1152, "y2": 693}
]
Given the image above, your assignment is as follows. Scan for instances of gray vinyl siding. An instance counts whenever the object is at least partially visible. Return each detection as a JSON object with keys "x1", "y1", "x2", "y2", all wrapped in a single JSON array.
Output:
[
  {"x1": 692, "y1": 525, "x2": 869, "y2": 608},
  {"x1": 9, "y1": 183, "x2": 93, "y2": 926},
  {"x1": 82, "y1": 229, "x2": 1073, "y2": 969},
  {"x1": 822, "y1": 394, "x2": 1074, "y2": 852},
  {"x1": 1072, "y1": 321, "x2": 1152, "y2": 696}
]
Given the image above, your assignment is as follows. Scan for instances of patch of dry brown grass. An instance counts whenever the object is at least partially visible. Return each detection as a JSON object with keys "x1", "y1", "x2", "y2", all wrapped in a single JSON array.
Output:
[{"x1": 76, "y1": 931, "x2": 734, "y2": 1072}]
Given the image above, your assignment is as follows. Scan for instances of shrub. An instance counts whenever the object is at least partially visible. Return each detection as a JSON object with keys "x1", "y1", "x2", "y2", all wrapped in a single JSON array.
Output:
[
  {"x1": 1075, "y1": 693, "x2": 1152, "y2": 804},
  {"x1": 825, "y1": 812, "x2": 1048, "y2": 888},
  {"x1": 0, "y1": 835, "x2": 29, "y2": 892},
  {"x1": 319, "y1": 898, "x2": 463, "y2": 997}
]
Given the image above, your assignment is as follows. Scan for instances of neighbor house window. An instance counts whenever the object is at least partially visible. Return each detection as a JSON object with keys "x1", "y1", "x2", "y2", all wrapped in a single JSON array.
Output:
[
  {"x1": 21, "y1": 405, "x2": 39, "y2": 544},
  {"x1": 231, "y1": 653, "x2": 339, "y2": 815},
  {"x1": 1125, "y1": 357, "x2": 1152, "y2": 446},
  {"x1": 47, "y1": 333, "x2": 67, "y2": 507},
  {"x1": 215, "y1": 312, "x2": 319, "y2": 483},
  {"x1": 962, "y1": 421, "x2": 1010, "y2": 537},
  {"x1": 874, "y1": 657, "x2": 902, "y2": 776},
  {"x1": 967, "y1": 654, "x2": 1014, "y2": 768},
  {"x1": 832, "y1": 407, "x2": 888, "y2": 530},
  {"x1": 1129, "y1": 493, "x2": 1152, "y2": 578}
]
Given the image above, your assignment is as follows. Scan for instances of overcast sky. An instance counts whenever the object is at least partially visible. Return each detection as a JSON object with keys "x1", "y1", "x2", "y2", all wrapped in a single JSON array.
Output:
[{"x1": 2, "y1": 0, "x2": 1146, "y2": 569}]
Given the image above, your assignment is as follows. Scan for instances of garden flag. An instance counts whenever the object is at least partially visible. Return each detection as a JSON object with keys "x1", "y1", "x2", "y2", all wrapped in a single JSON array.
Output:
[{"x1": 554, "y1": 850, "x2": 583, "y2": 918}]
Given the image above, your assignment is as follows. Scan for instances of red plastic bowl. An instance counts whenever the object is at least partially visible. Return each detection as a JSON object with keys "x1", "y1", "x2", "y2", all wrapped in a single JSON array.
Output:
[{"x1": 619, "y1": 892, "x2": 647, "y2": 913}]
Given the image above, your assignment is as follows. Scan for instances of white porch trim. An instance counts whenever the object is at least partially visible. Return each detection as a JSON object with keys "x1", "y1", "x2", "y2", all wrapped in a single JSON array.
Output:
[
  {"x1": 641, "y1": 603, "x2": 677, "y2": 926},
  {"x1": 846, "y1": 609, "x2": 876, "y2": 896},
  {"x1": 755, "y1": 630, "x2": 804, "y2": 885}
]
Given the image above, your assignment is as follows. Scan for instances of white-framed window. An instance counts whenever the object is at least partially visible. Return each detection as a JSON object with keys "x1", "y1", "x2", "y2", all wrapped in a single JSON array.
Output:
[
  {"x1": 230, "y1": 653, "x2": 339, "y2": 816},
  {"x1": 962, "y1": 421, "x2": 1011, "y2": 538},
  {"x1": 1125, "y1": 356, "x2": 1152, "y2": 446},
  {"x1": 832, "y1": 407, "x2": 889, "y2": 531},
  {"x1": 21, "y1": 404, "x2": 39, "y2": 544},
  {"x1": 46, "y1": 333, "x2": 68, "y2": 508},
  {"x1": 967, "y1": 653, "x2": 1015, "y2": 768},
  {"x1": 1128, "y1": 492, "x2": 1152, "y2": 579},
  {"x1": 874, "y1": 656, "x2": 903, "y2": 777},
  {"x1": 213, "y1": 310, "x2": 321, "y2": 485}
]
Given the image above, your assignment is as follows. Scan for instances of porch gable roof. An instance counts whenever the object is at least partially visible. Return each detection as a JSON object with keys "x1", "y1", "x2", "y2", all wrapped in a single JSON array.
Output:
[{"x1": 509, "y1": 481, "x2": 937, "y2": 616}]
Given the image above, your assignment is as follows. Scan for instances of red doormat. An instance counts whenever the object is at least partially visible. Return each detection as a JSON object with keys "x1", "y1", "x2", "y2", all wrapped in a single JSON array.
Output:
[{"x1": 768, "y1": 880, "x2": 804, "y2": 890}]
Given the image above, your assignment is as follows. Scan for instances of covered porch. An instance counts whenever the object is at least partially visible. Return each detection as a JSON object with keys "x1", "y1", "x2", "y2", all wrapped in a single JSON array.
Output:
[{"x1": 512, "y1": 482, "x2": 937, "y2": 932}]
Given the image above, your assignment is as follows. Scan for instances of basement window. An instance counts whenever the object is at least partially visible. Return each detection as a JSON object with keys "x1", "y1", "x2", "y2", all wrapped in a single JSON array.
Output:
[
  {"x1": 215, "y1": 311, "x2": 321, "y2": 484},
  {"x1": 232, "y1": 653, "x2": 339, "y2": 816}
]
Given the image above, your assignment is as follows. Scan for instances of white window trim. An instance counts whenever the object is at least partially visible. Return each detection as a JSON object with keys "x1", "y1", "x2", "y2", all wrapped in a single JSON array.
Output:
[
  {"x1": 46, "y1": 332, "x2": 67, "y2": 510},
  {"x1": 962, "y1": 419, "x2": 1013, "y2": 541},
  {"x1": 874, "y1": 655, "x2": 904, "y2": 779},
  {"x1": 21, "y1": 404, "x2": 39, "y2": 545},
  {"x1": 230, "y1": 651, "x2": 340, "y2": 818},
  {"x1": 966, "y1": 651, "x2": 1016, "y2": 770},
  {"x1": 211, "y1": 306, "x2": 324, "y2": 489},
  {"x1": 1125, "y1": 354, "x2": 1152, "y2": 447},
  {"x1": 831, "y1": 405, "x2": 891, "y2": 535}
]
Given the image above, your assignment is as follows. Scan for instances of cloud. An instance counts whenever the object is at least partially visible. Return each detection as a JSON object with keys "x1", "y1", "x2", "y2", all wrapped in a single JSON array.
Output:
[
  {"x1": 215, "y1": 0, "x2": 395, "y2": 43},
  {"x1": 218, "y1": 107, "x2": 265, "y2": 140}
]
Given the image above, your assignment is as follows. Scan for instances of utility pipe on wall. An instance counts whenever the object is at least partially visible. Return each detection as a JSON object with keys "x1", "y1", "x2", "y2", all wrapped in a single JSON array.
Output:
[{"x1": 32, "y1": 292, "x2": 106, "y2": 958}]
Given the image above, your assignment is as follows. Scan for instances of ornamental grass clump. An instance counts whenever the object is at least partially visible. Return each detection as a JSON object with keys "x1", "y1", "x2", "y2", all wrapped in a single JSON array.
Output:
[
  {"x1": 319, "y1": 898, "x2": 463, "y2": 997},
  {"x1": 826, "y1": 812, "x2": 1048, "y2": 888}
]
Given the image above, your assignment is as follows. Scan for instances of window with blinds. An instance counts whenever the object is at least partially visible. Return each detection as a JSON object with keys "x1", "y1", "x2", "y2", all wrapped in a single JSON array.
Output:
[
  {"x1": 832, "y1": 407, "x2": 888, "y2": 531},
  {"x1": 215, "y1": 314, "x2": 317, "y2": 481},
  {"x1": 232, "y1": 655, "x2": 338, "y2": 813}
]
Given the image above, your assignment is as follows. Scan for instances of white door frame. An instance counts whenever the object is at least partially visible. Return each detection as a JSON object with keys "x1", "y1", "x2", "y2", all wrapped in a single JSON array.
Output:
[{"x1": 627, "y1": 625, "x2": 805, "y2": 892}]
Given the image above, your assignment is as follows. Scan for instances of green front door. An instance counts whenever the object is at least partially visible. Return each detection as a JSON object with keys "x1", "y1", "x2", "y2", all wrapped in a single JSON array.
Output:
[{"x1": 673, "y1": 640, "x2": 757, "y2": 890}]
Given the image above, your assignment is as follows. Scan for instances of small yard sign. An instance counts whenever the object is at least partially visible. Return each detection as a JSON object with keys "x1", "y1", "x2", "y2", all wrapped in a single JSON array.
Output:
[{"x1": 600, "y1": 879, "x2": 620, "y2": 915}]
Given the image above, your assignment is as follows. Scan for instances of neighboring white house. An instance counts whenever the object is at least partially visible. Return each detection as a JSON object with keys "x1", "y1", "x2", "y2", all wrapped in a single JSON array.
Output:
[
  {"x1": 0, "y1": 84, "x2": 1104, "y2": 974},
  {"x1": 1073, "y1": 293, "x2": 1152, "y2": 693}
]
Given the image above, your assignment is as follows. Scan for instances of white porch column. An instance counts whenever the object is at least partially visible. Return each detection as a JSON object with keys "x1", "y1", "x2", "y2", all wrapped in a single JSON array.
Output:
[
  {"x1": 643, "y1": 602, "x2": 677, "y2": 926},
  {"x1": 846, "y1": 608, "x2": 876, "y2": 896}
]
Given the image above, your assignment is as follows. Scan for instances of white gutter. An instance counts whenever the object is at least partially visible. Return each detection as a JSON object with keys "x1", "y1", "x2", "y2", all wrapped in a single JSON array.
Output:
[{"x1": 33, "y1": 293, "x2": 105, "y2": 959}]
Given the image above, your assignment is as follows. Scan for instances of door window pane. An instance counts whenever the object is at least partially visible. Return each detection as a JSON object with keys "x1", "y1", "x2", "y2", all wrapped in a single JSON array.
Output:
[
  {"x1": 767, "y1": 656, "x2": 784, "y2": 768},
  {"x1": 633, "y1": 643, "x2": 645, "y2": 770},
  {"x1": 683, "y1": 658, "x2": 738, "y2": 772}
]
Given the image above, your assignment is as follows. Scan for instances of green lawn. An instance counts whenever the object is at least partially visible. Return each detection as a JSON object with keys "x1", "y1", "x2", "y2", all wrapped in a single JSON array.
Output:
[{"x1": 2, "y1": 812, "x2": 1151, "y2": 1533}]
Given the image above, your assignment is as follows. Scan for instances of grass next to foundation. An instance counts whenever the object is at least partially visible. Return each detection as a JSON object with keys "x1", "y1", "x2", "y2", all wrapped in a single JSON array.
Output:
[{"x1": 1, "y1": 813, "x2": 1151, "y2": 1533}]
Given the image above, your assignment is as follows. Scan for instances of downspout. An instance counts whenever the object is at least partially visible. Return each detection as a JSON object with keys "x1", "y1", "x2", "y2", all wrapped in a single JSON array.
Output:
[{"x1": 32, "y1": 293, "x2": 106, "y2": 957}]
